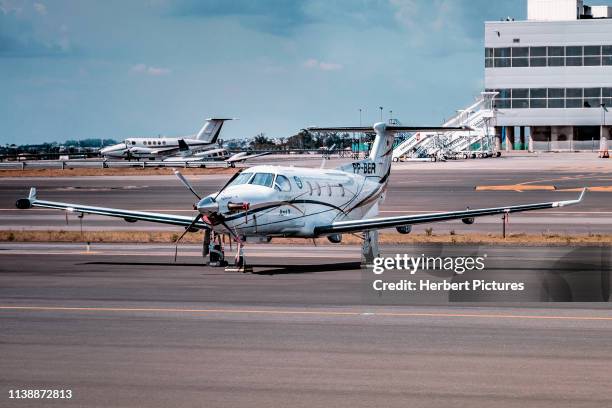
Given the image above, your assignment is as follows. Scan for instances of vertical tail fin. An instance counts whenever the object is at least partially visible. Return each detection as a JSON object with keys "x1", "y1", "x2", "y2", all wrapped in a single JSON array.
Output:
[
  {"x1": 334, "y1": 122, "x2": 394, "y2": 184},
  {"x1": 195, "y1": 118, "x2": 234, "y2": 143}
]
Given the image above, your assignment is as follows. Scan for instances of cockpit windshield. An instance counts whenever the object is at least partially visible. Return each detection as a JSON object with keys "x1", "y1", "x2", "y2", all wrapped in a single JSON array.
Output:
[
  {"x1": 249, "y1": 173, "x2": 274, "y2": 188},
  {"x1": 227, "y1": 172, "x2": 254, "y2": 187},
  {"x1": 226, "y1": 172, "x2": 276, "y2": 189}
]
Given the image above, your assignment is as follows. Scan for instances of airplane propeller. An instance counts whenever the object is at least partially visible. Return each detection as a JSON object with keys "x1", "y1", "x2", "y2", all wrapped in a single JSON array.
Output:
[
  {"x1": 173, "y1": 169, "x2": 201, "y2": 200},
  {"x1": 173, "y1": 213, "x2": 203, "y2": 262},
  {"x1": 212, "y1": 169, "x2": 244, "y2": 202}
]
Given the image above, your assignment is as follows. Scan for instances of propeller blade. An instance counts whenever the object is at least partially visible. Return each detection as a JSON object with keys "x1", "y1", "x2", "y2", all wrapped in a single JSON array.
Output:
[
  {"x1": 174, "y1": 213, "x2": 202, "y2": 262},
  {"x1": 173, "y1": 169, "x2": 201, "y2": 200},
  {"x1": 213, "y1": 169, "x2": 244, "y2": 202},
  {"x1": 219, "y1": 219, "x2": 240, "y2": 242}
]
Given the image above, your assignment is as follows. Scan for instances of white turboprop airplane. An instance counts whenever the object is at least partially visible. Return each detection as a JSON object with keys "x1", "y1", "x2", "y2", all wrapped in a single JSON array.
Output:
[
  {"x1": 100, "y1": 118, "x2": 232, "y2": 160},
  {"x1": 17, "y1": 122, "x2": 585, "y2": 269}
]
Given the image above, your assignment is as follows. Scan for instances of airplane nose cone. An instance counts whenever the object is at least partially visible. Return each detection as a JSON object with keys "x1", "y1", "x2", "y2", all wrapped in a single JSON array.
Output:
[
  {"x1": 196, "y1": 196, "x2": 219, "y2": 214},
  {"x1": 101, "y1": 143, "x2": 127, "y2": 155}
]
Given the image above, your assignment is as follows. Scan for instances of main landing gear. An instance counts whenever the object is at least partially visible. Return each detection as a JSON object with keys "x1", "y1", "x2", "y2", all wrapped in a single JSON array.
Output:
[
  {"x1": 203, "y1": 230, "x2": 252, "y2": 273},
  {"x1": 361, "y1": 230, "x2": 380, "y2": 269}
]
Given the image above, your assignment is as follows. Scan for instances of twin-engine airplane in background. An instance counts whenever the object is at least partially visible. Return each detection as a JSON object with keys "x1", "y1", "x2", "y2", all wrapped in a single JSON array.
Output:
[
  {"x1": 17, "y1": 122, "x2": 585, "y2": 269},
  {"x1": 100, "y1": 118, "x2": 232, "y2": 160}
]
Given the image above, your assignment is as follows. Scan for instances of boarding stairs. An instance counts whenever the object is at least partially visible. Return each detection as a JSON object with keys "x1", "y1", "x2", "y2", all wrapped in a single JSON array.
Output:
[{"x1": 392, "y1": 92, "x2": 498, "y2": 161}]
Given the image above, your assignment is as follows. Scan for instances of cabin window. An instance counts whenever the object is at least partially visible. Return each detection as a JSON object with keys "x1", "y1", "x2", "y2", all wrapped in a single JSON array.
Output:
[
  {"x1": 249, "y1": 173, "x2": 274, "y2": 188},
  {"x1": 339, "y1": 184, "x2": 345, "y2": 197},
  {"x1": 131, "y1": 141, "x2": 136, "y2": 145},
  {"x1": 326, "y1": 183, "x2": 332, "y2": 196},
  {"x1": 314, "y1": 182, "x2": 321, "y2": 196},
  {"x1": 162, "y1": 141, "x2": 166, "y2": 145},
  {"x1": 274, "y1": 175, "x2": 292, "y2": 192},
  {"x1": 306, "y1": 181, "x2": 313, "y2": 195}
]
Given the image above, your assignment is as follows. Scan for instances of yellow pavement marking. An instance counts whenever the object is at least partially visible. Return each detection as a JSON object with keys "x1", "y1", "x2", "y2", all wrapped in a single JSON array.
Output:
[
  {"x1": 1, "y1": 305, "x2": 612, "y2": 321},
  {"x1": 475, "y1": 185, "x2": 556, "y2": 192},
  {"x1": 557, "y1": 186, "x2": 612, "y2": 192}
]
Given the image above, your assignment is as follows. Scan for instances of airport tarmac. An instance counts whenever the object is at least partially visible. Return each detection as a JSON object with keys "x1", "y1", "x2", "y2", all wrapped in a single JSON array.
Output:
[
  {"x1": 1, "y1": 160, "x2": 611, "y2": 234},
  {"x1": 1, "y1": 243, "x2": 611, "y2": 407}
]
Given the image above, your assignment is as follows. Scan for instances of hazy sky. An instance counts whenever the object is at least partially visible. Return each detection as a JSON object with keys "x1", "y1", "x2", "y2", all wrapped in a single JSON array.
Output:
[{"x1": 0, "y1": 0, "x2": 531, "y2": 144}]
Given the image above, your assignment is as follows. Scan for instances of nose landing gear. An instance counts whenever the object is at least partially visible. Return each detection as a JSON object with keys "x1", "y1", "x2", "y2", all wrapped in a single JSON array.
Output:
[{"x1": 204, "y1": 230, "x2": 252, "y2": 272}]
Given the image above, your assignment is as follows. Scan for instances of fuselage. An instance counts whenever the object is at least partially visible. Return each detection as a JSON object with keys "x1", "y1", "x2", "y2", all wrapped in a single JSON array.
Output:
[
  {"x1": 100, "y1": 138, "x2": 213, "y2": 159},
  {"x1": 163, "y1": 148, "x2": 230, "y2": 162},
  {"x1": 199, "y1": 164, "x2": 386, "y2": 239}
]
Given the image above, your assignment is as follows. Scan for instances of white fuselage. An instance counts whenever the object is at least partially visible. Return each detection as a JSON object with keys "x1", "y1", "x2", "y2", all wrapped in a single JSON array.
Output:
[
  {"x1": 201, "y1": 164, "x2": 386, "y2": 239},
  {"x1": 101, "y1": 138, "x2": 213, "y2": 159},
  {"x1": 163, "y1": 148, "x2": 230, "y2": 162}
]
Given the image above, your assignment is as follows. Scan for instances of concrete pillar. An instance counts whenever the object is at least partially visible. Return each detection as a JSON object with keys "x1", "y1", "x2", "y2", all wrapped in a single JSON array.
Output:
[
  {"x1": 519, "y1": 126, "x2": 526, "y2": 150},
  {"x1": 505, "y1": 126, "x2": 515, "y2": 152},
  {"x1": 494, "y1": 126, "x2": 502, "y2": 152},
  {"x1": 601, "y1": 125, "x2": 610, "y2": 158},
  {"x1": 550, "y1": 126, "x2": 572, "y2": 151},
  {"x1": 568, "y1": 127, "x2": 574, "y2": 151},
  {"x1": 527, "y1": 127, "x2": 534, "y2": 152}
]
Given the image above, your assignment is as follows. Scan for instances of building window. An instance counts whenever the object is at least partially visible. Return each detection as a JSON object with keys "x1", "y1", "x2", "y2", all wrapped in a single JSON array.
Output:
[
  {"x1": 494, "y1": 99, "x2": 511, "y2": 109},
  {"x1": 512, "y1": 99, "x2": 529, "y2": 109},
  {"x1": 530, "y1": 46, "x2": 546, "y2": 66},
  {"x1": 494, "y1": 58, "x2": 510, "y2": 68},
  {"x1": 548, "y1": 57, "x2": 564, "y2": 66},
  {"x1": 512, "y1": 47, "x2": 528, "y2": 57},
  {"x1": 512, "y1": 89, "x2": 528, "y2": 98},
  {"x1": 494, "y1": 47, "x2": 511, "y2": 58},
  {"x1": 494, "y1": 47, "x2": 511, "y2": 68},
  {"x1": 489, "y1": 87, "x2": 611, "y2": 110},
  {"x1": 530, "y1": 88, "x2": 546, "y2": 98},
  {"x1": 566, "y1": 46, "x2": 582, "y2": 56},
  {"x1": 548, "y1": 99, "x2": 564, "y2": 108},
  {"x1": 497, "y1": 89, "x2": 511, "y2": 98},
  {"x1": 584, "y1": 56, "x2": 601, "y2": 66},
  {"x1": 512, "y1": 58, "x2": 528, "y2": 67},
  {"x1": 584, "y1": 46, "x2": 601, "y2": 56},
  {"x1": 548, "y1": 88, "x2": 564, "y2": 98},
  {"x1": 485, "y1": 44, "x2": 612, "y2": 69}
]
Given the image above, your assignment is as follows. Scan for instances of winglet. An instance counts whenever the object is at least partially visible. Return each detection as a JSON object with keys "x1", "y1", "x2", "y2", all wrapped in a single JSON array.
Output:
[
  {"x1": 555, "y1": 187, "x2": 587, "y2": 207},
  {"x1": 29, "y1": 187, "x2": 37, "y2": 201}
]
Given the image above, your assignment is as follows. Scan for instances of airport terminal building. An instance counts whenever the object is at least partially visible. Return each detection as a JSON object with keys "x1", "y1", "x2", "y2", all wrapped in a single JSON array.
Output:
[{"x1": 485, "y1": 0, "x2": 612, "y2": 152}]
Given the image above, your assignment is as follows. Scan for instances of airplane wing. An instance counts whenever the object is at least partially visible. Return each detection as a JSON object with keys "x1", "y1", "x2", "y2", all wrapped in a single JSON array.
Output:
[
  {"x1": 226, "y1": 152, "x2": 270, "y2": 164},
  {"x1": 148, "y1": 146, "x2": 182, "y2": 155},
  {"x1": 16, "y1": 188, "x2": 209, "y2": 230},
  {"x1": 313, "y1": 189, "x2": 586, "y2": 235}
]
